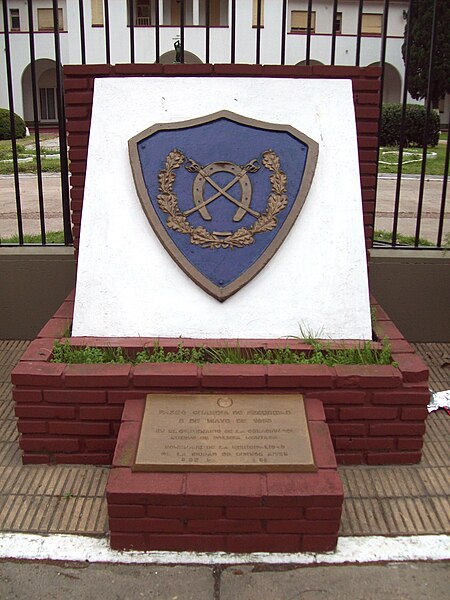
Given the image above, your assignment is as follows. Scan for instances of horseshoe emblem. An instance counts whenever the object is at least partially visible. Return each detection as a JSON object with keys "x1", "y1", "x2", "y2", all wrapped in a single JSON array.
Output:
[
  {"x1": 128, "y1": 110, "x2": 319, "y2": 301},
  {"x1": 184, "y1": 158, "x2": 261, "y2": 222}
]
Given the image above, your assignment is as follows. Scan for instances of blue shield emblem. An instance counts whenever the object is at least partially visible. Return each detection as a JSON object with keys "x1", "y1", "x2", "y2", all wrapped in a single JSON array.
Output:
[{"x1": 129, "y1": 111, "x2": 318, "y2": 301}]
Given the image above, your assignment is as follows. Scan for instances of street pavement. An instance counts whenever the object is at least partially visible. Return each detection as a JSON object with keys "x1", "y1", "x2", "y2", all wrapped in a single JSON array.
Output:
[
  {"x1": 0, "y1": 560, "x2": 449, "y2": 600},
  {"x1": 0, "y1": 172, "x2": 448, "y2": 244}
]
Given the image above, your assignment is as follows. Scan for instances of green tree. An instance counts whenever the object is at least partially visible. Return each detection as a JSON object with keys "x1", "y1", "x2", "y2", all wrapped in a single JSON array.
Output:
[{"x1": 402, "y1": 0, "x2": 450, "y2": 106}]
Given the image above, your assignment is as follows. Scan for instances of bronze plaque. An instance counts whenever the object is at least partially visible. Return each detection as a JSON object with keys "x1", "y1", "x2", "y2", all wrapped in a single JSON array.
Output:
[{"x1": 133, "y1": 394, "x2": 316, "y2": 472}]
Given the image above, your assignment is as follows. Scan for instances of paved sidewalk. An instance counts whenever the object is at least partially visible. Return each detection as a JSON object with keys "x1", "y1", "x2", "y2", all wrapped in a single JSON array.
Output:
[{"x1": 0, "y1": 340, "x2": 449, "y2": 599}]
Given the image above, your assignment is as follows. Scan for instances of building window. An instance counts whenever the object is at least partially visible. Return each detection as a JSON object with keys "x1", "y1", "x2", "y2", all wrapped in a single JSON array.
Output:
[
  {"x1": 169, "y1": 0, "x2": 182, "y2": 26},
  {"x1": 10, "y1": 8, "x2": 21, "y2": 31},
  {"x1": 291, "y1": 10, "x2": 316, "y2": 33},
  {"x1": 39, "y1": 88, "x2": 57, "y2": 121},
  {"x1": 136, "y1": 0, "x2": 152, "y2": 26},
  {"x1": 361, "y1": 13, "x2": 382, "y2": 35},
  {"x1": 252, "y1": 0, "x2": 264, "y2": 28},
  {"x1": 37, "y1": 8, "x2": 64, "y2": 31},
  {"x1": 200, "y1": 0, "x2": 227, "y2": 26},
  {"x1": 334, "y1": 12, "x2": 342, "y2": 34},
  {"x1": 91, "y1": 0, "x2": 104, "y2": 26}
]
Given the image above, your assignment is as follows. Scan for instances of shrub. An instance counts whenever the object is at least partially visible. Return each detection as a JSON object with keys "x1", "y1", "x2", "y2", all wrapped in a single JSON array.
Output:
[
  {"x1": 0, "y1": 108, "x2": 26, "y2": 140},
  {"x1": 380, "y1": 103, "x2": 440, "y2": 147}
]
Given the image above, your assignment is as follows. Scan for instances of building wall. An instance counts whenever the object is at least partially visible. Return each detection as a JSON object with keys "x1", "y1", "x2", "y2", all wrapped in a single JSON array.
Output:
[{"x1": 3, "y1": 0, "x2": 447, "y2": 122}]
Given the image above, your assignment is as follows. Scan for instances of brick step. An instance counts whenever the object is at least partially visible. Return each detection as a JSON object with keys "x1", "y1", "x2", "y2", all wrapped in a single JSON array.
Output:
[{"x1": 106, "y1": 396, "x2": 343, "y2": 553}]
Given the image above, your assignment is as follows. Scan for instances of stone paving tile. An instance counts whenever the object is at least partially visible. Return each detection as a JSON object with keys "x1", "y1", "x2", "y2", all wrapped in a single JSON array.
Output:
[{"x1": 0, "y1": 340, "x2": 449, "y2": 537}]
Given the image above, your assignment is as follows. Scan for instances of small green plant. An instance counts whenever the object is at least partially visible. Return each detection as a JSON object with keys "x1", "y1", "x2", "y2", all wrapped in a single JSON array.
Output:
[
  {"x1": 51, "y1": 338, "x2": 394, "y2": 367},
  {"x1": 135, "y1": 342, "x2": 207, "y2": 365}
]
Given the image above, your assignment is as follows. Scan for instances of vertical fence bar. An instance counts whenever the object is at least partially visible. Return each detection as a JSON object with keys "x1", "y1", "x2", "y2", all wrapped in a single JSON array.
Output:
[
  {"x1": 330, "y1": 0, "x2": 338, "y2": 65},
  {"x1": 52, "y1": 0, "x2": 72, "y2": 245},
  {"x1": 180, "y1": 0, "x2": 185, "y2": 63},
  {"x1": 155, "y1": 0, "x2": 160, "y2": 62},
  {"x1": 205, "y1": 0, "x2": 210, "y2": 64},
  {"x1": 280, "y1": 0, "x2": 287, "y2": 65},
  {"x1": 305, "y1": 0, "x2": 313, "y2": 65},
  {"x1": 103, "y1": 0, "x2": 111, "y2": 63},
  {"x1": 372, "y1": 0, "x2": 390, "y2": 246},
  {"x1": 78, "y1": 0, "x2": 86, "y2": 64},
  {"x1": 230, "y1": 0, "x2": 236, "y2": 63},
  {"x1": 392, "y1": 0, "x2": 413, "y2": 247},
  {"x1": 27, "y1": 0, "x2": 46, "y2": 244},
  {"x1": 355, "y1": 0, "x2": 364, "y2": 67},
  {"x1": 436, "y1": 109, "x2": 449, "y2": 247},
  {"x1": 255, "y1": 0, "x2": 262, "y2": 64},
  {"x1": 1, "y1": 0, "x2": 24, "y2": 244},
  {"x1": 414, "y1": 0, "x2": 438, "y2": 246},
  {"x1": 129, "y1": 0, "x2": 135, "y2": 63}
]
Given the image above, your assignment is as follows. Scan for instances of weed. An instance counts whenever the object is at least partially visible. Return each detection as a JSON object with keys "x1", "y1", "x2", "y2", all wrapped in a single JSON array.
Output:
[{"x1": 51, "y1": 338, "x2": 394, "y2": 367}]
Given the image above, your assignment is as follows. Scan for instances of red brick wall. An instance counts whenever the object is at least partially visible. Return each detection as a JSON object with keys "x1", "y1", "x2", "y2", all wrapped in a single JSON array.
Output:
[
  {"x1": 63, "y1": 64, "x2": 381, "y2": 254},
  {"x1": 11, "y1": 293, "x2": 429, "y2": 466}
]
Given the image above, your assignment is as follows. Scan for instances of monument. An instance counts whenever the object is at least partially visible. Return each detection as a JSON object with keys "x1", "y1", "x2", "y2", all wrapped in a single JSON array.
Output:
[
  {"x1": 71, "y1": 76, "x2": 368, "y2": 552},
  {"x1": 11, "y1": 68, "x2": 430, "y2": 553}
]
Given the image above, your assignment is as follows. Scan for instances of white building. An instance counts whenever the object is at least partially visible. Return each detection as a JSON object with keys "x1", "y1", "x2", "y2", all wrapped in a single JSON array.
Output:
[{"x1": 1, "y1": 0, "x2": 447, "y2": 125}]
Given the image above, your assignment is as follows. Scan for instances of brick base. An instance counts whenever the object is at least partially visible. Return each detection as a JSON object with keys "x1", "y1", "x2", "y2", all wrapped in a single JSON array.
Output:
[
  {"x1": 107, "y1": 397, "x2": 343, "y2": 552},
  {"x1": 11, "y1": 292, "x2": 430, "y2": 466}
]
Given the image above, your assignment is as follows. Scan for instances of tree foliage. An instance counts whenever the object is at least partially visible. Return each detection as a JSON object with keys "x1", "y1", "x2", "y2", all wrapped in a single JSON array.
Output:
[{"x1": 402, "y1": 0, "x2": 450, "y2": 104}]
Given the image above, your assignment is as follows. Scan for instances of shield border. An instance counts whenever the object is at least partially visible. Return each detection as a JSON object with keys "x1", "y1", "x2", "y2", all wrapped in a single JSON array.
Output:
[{"x1": 129, "y1": 110, "x2": 318, "y2": 302}]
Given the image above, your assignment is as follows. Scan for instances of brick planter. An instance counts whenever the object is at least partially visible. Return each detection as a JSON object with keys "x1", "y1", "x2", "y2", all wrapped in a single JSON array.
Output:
[
  {"x1": 11, "y1": 292, "x2": 429, "y2": 466},
  {"x1": 107, "y1": 396, "x2": 343, "y2": 553}
]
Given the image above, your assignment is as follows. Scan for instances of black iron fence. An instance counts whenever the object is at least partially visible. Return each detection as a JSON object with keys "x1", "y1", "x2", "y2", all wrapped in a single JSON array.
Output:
[{"x1": 0, "y1": 0, "x2": 448, "y2": 248}]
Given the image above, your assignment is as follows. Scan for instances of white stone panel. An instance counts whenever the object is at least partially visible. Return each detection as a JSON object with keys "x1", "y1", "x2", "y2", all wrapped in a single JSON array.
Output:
[{"x1": 72, "y1": 77, "x2": 372, "y2": 340}]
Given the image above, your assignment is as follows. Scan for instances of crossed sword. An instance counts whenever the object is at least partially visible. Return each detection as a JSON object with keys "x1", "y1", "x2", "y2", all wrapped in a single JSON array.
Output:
[{"x1": 183, "y1": 157, "x2": 261, "y2": 219}]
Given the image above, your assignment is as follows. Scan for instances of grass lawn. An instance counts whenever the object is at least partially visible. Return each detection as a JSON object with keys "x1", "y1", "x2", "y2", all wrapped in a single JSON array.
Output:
[
  {"x1": 0, "y1": 231, "x2": 65, "y2": 244},
  {"x1": 378, "y1": 141, "x2": 447, "y2": 176},
  {"x1": 373, "y1": 230, "x2": 435, "y2": 247},
  {"x1": 0, "y1": 135, "x2": 60, "y2": 175}
]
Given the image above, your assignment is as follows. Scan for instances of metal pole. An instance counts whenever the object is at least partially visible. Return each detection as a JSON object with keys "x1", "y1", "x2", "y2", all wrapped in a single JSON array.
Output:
[
  {"x1": 414, "y1": 0, "x2": 438, "y2": 245},
  {"x1": 103, "y1": 0, "x2": 111, "y2": 63},
  {"x1": 27, "y1": 0, "x2": 46, "y2": 244},
  {"x1": 255, "y1": 0, "x2": 262, "y2": 64},
  {"x1": 355, "y1": 0, "x2": 364, "y2": 66},
  {"x1": 280, "y1": 0, "x2": 287, "y2": 65},
  {"x1": 330, "y1": 0, "x2": 338, "y2": 65},
  {"x1": 205, "y1": 0, "x2": 210, "y2": 63},
  {"x1": 78, "y1": 0, "x2": 86, "y2": 64},
  {"x1": 52, "y1": 0, "x2": 72, "y2": 245},
  {"x1": 305, "y1": 0, "x2": 313, "y2": 65},
  {"x1": 230, "y1": 0, "x2": 236, "y2": 63},
  {"x1": 392, "y1": 0, "x2": 413, "y2": 247},
  {"x1": 436, "y1": 108, "x2": 449, "y2": 247},
  {"x1": 1, "y1": 0, "x2": 24, "y2": 244},
  {"x1": 155, "y1": 0, "x2": 160, "y2": 62},
  {"x1": 129, "y1": 0, "x2": 135, "y2": 63}
]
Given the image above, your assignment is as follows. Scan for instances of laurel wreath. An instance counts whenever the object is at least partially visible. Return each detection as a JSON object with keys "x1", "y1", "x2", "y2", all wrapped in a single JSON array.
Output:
[{"x1": 156, "y1": 149, "x2": 288, "y2": 249}]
